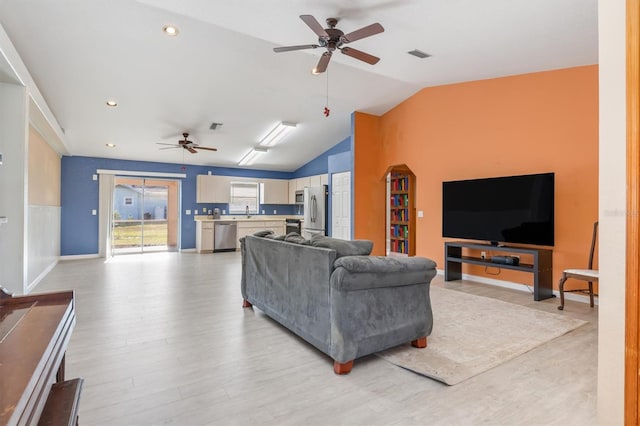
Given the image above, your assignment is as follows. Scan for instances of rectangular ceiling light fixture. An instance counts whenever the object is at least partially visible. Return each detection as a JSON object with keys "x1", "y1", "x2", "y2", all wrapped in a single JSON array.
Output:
[
  {"x1": 238, "y1": 147, "x2": 269, "y2": 166},
  {"x1": 259, "y1": 121, "x2": 297, "y2": 147}
]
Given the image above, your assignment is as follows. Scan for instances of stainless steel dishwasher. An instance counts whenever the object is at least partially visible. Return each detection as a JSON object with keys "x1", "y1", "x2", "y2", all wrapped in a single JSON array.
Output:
[{"x1": 214, "y1": 221, "x2": 237, "y2": 252}]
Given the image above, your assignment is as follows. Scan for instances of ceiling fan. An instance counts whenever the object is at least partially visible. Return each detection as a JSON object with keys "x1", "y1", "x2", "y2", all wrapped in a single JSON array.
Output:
[
  {"x1": 274, "y1": 15, "x2": 384, "y2": 74},
  {"x1": 157, "y1": 133, "x2": 217, "y2": 154}
]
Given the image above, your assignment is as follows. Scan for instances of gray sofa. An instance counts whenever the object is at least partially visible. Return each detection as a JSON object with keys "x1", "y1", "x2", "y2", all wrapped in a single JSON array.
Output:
[{"x1": 240, "y1": 234, "x2": 437, "y2": 374}]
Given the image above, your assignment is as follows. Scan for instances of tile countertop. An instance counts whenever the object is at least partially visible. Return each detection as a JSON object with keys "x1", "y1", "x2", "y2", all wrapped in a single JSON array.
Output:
[{"x1": 194, "y1": 215, "x2": 303, "y2": 222}]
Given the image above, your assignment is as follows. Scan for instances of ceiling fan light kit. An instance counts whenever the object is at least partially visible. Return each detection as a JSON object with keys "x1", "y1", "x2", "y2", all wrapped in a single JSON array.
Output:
[
  {"x1": 273, "y1": 15, "x2": 384, "y2": 74},
  {"x1": 238, "y1": 147, "x2": 268, "y2": 166},
  {"x1": 259, "y1": 121, "x2": 297, "y2": 147}
]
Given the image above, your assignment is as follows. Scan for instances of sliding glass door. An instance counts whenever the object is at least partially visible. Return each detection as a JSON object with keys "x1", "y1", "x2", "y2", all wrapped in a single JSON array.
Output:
[{"x1": 112, "y1": 177, "x2": 179, "y2": 254}]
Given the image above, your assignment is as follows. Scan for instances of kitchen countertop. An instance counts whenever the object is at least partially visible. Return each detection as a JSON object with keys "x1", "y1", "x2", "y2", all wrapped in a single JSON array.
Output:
[{"x1": 194, "y1": 215, "x2": 303, "y2": 222}]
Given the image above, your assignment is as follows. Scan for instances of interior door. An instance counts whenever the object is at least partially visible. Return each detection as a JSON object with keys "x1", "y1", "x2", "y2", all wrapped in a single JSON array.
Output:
[{"x1": 331, "y1": 171, "x2": 351, "y2": 240}]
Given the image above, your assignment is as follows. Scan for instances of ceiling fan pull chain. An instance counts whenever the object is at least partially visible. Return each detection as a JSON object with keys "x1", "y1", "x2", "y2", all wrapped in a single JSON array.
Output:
[{"x1": 324, "y1": 69, "x2": 330, "y2": 117}]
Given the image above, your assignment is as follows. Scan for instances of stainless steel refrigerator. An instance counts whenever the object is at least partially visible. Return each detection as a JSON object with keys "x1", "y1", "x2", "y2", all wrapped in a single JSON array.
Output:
[{"x1": 302, "y1": 185, "x2": 328, "y2": 239}]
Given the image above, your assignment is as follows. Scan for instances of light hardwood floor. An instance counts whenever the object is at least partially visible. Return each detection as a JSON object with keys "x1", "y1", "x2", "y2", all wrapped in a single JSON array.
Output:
[{"x1": 36, "y1": 251, "x2": 597, "y2": 425}]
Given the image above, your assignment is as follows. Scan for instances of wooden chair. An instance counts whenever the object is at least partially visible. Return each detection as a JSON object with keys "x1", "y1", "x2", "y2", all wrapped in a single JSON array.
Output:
[{"x1": 558, "y1": 221, "x2": 598, "y2": 310}]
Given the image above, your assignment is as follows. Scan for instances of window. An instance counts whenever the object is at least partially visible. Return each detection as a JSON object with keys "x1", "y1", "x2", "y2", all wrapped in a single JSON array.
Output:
[{"x1": 229, "y1": 182, "x2": 259, "y2": 214}]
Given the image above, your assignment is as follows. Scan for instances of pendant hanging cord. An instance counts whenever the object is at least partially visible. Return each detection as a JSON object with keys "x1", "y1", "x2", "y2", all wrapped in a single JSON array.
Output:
[{"x1": 324, "y1": 69, "x2": 331, "y2": 117}]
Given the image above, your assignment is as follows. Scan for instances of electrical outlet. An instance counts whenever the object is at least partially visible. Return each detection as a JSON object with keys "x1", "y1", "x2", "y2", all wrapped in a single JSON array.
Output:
[
  {"x1": 273, "y1": 210, "x2": 277, "y2": 214},
  {"x1": 203, "y1": 208, "x2": 207, "y2": 213},
  {"x1": 186, "y1": 210, "x2": 191, "y2": 215},
  {"x1": 262, "y1": 210, "x2": 265, "y2": 214},
  {"x1": 481, "y1": 251, "x2": 486, "y2": 260}
]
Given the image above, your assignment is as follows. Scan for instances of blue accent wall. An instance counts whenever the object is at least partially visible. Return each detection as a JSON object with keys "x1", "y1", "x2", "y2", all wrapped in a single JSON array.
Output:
[
  {"x1": 61, "y1": 156, "x2": 293, "y2": 255},
  {"x1": 61, "y1": 135, "x2": 355, "y2": 255},
  {"x1": 293, "y1": 137, "x2": 351, "y2": 177}
]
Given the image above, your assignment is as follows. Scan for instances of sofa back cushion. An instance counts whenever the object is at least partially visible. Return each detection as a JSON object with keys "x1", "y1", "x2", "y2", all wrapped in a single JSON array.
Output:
[{"x1": 310, "y1": 235, "x2": 373, "y2": 258}]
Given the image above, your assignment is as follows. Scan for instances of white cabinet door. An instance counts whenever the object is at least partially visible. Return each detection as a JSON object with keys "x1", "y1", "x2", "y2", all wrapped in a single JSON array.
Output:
[
  {"x1": 320, "y1": 174, "x2": 329, "y2": 186},
  {"x1": 197, "y1": 175, "x2": 230, "y2": 203},
  {"x1": 196, "y1": 175, "x2": 215, "y2": 203},
  {"x1": 262, "y1": 179, "x2": 289, "y2": 204},
  {"x1": 288, "y1": 180, "x2": 297, "y2": 204},
  {"x1": 196, "y1": 221, "x2": 214, "y2": 252},
  {"x1": 309, "y1": 175, "x2": 322, "y2": 187},
  {"x1": 296, "y1": 177, "x2": 310, "y2": 190},
  {"x1": 211, "y1": 176, "x2": 230, "y2": 203}
]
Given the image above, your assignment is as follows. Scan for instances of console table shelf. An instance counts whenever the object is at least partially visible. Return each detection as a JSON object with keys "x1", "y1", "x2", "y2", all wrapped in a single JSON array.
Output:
[{"x1": 445, "y1": 241, "x2": 553, "y2": 301}]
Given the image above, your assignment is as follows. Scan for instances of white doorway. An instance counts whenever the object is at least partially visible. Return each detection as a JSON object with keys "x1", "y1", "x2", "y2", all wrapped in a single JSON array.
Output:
[{"x1": 331, "y1": 171, "x2": 351, "y2": 240}]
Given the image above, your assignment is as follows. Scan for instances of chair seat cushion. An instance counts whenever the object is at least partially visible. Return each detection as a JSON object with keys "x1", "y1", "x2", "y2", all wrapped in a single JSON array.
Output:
[{"x1": 564, "y1": 269, "x2": 599, "y2": 279}]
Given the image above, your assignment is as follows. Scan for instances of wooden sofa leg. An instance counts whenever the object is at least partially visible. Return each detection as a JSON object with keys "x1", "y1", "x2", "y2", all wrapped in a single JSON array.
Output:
[
  {"x1": 242, "y1": 299, "x2": 252, "y2": 308},
  {"x1": 333, "y1": 360, "x2": 354, "y2": 375},
  {"x1": 411, "y1": 337, "x2": 428, "y2": 348}
]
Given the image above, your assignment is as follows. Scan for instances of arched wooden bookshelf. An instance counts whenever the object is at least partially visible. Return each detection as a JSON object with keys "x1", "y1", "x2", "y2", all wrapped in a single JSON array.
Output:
[{"x1": 384, "y1": 164, "x2": 416, "y2": 256}]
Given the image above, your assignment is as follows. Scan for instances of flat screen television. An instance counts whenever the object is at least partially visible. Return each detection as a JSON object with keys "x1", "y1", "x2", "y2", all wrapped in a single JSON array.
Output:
[{"x1": 442, "y1": 172, "x2": 554, "y2": 246}]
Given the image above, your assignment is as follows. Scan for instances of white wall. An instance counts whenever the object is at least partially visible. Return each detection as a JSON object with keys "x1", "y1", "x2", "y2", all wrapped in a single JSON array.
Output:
[
  {"x1": 0, "y1": 23, "x2": 66, "y2": 294},
  {"x1": 598, "y1": 0, "x2": 627, "y2": 424},
  {"x1": 26, "y1": 205, "x2": 60, "y2": 291},
  {"x1": 0, "y1": 82, "x2": 27, "y2": 294}
]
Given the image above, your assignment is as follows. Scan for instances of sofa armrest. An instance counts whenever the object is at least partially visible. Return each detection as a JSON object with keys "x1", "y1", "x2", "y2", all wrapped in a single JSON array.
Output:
[{"x1": 331, "y1": 256, "x2": 437, "y2": 292}]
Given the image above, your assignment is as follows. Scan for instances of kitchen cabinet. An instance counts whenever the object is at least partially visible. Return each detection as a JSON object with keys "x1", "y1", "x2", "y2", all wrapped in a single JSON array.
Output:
[
  {"x1": 295, "y1": 177, "x2": 310, "y2": 191},
  {"x1": 309, "y1": 175, "x2": 322, "y2": 187},
  {"x1": 261, "y1": 179, "x2": 289, "y2": 204},
  {"x1": 196, "y1": 221, "x2": 214, "y2": 253},
  {"x1": 320, "y1": 174, "x2": 329, "y2": 186},
  {"x1": 288, "y1": 180, "x2": 297, "y2": 204},
  {"x1": 196, "y1": 175, "x2": 230, "y2": 203},
  {"x1": 236, "y1": 220, "x2": 286, "y2": 249}
]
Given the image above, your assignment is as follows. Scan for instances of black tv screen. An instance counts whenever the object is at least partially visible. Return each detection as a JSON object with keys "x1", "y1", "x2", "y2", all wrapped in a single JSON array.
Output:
[{"x1": 442, "y1": 173, "x2": 554, "y2": 246}]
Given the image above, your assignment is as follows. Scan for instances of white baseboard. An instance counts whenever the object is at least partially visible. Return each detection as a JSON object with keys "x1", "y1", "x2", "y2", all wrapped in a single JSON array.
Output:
[
  {"x1": 27, "y1": 259, "x2": 59, "y2": 293},
  {"x1": 60, "y1": 253, "x2": 100, "y2": 261},
  {"x1": 180, "y1": 248, "x2": 197, "y2": 253},
  {"x1": 435, "y1": 269, "x2": 597, "y2": 306}
]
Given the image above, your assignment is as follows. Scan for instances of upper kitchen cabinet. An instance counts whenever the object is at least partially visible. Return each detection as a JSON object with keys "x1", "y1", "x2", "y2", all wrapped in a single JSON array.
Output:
[
  {"x1": 309, "y1": 175, "x2": 322, "y2": 187},
  {"x1": 295, "y1": 177, "x2": 310, "y2": 191},
  {"x1": 261, "y1": 179, "x2": 289, "y2": 204},
  {"x1": 196, "y1": 175, "x2": 230, "y2": 203}
]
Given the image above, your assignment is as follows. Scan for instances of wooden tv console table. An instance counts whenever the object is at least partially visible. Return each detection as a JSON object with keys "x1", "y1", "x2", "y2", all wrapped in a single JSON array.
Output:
[{"x1": 444, "y1": 241, "x2": 553, "y2": 301}]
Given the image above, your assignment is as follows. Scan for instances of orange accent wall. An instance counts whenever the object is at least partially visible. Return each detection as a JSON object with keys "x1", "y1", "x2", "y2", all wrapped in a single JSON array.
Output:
[
  {"x1": 353, "y1": 65, "x2": 599, "y2": 288},
  {"x1": 353, "y1": 112, "x2": 386, "y2": 254}
]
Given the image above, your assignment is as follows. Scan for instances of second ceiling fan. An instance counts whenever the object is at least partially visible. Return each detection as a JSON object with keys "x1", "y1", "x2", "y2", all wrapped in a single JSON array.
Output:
[{"x1": 274, "y1": 15, "x2": 384, "y2": 74}]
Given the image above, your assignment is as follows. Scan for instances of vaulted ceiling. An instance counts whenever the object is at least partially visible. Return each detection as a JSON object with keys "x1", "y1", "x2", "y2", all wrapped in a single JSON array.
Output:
[{"x1": 0, "y1": 0, "x2": 598, "y2": 171}]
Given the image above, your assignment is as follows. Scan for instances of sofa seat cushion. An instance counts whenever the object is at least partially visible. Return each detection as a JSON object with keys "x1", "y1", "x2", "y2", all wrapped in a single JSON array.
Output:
[{"x1": 310, "y1": 235, "x2": 373, "y2": 258}]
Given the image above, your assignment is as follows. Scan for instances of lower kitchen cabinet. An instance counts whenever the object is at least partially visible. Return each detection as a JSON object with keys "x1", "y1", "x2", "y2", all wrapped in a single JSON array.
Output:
[{"x1": 196, "y1": 221, "x2": 214, "y2": 253}]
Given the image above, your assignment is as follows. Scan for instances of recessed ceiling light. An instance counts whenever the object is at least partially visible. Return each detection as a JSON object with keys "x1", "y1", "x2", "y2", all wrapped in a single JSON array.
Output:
[
  {"x1": 163, "y1": 25, "x2": 179, "y2": 36},
  {"x1": 105, "y1": 143, "x2": 116, "y2": 148},
  {"x1": 106, "y1": 100, "x2": 117, "y2": 107}
]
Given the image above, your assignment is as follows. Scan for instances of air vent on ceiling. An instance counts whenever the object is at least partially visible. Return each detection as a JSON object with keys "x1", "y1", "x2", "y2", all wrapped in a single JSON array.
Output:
[{"x1": 408, "y1": 49, "x2": 431, "y2": 59}]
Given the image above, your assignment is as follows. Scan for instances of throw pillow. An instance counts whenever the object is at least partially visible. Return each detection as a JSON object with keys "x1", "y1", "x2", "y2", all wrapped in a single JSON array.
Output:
[
  {"x1": 284, "y1": 232, "x2": 309, "y2": 245},
  {"x1": 309, "y1": 235, "x2": 373, "y2": 258},
  {"x1": 253, "y1": 230, "x2": 274, "y2": 237}
]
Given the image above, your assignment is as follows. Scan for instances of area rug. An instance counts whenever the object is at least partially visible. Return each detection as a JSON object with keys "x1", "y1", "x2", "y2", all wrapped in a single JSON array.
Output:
[{"x1": 376, "y1": 286, "x2": 587, "y2": 385}]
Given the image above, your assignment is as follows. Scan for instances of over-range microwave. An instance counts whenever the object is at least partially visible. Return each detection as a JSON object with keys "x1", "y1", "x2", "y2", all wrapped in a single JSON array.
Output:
[{"x1": 295, "y1": 190, "x2": 304, "y2": 204}]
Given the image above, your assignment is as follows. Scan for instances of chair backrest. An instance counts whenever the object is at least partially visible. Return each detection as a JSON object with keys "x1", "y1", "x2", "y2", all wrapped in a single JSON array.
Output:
[{"x1": 588, "y1": 221, "x2": 598, "y2": 269}]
